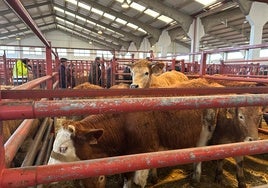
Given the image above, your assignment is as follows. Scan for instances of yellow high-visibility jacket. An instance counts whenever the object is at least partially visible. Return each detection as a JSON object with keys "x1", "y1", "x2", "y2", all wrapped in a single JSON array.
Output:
[{"x1": 13, "y1": 60, "x2": 28, "y2": 84}]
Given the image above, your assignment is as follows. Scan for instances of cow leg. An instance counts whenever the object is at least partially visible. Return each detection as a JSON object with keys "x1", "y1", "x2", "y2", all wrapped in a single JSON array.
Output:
[
  {"x1": 214, "y1": 159, "x2": 224, "y2": 185},
  {"x1": 150, "y1": 168, "x2": 158, "y2": 184},
  {"x1": 234, "y1": 156, "x2": 247, "y2": 188},
  {"x1": 123, "y1": 172, "x2": 134, "y2": 188},
  {"x1": 133, "y1": 169, "x2": 150, "y2": 188},
  {"x1": 193, "y1": 108, "x2": 218, "y2": 182}
]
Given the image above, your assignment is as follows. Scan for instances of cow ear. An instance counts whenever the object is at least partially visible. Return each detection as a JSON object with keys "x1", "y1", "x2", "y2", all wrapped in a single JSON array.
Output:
[
  {"x1": 85, "y1": 129, "x2": 104, "y2": 145},
  {"x1": 151, "y1": 62, "x2": 164, "y2": 70},
  {"x1": 226, "y1": 108, "x2": 235, "y2": 119}
]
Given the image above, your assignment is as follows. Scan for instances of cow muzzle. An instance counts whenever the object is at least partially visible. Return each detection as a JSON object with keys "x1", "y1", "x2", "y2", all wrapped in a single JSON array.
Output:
[{"x1": 130, "y1": 84, "x2": 139, "y2": 88}]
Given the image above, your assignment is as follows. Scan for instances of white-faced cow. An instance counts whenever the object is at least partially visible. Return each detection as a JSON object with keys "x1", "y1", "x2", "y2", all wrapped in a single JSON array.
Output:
[
  {"x1": 129, "y1": 59, "x2": 188, "y2": 88},
  {"x1": 48, "y1": 103, "x2": 263, "y2": 188}
]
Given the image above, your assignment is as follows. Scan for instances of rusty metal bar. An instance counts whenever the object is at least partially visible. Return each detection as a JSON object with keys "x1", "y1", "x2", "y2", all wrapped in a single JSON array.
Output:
[
  {"x1": 1, "y1": 94, "x2": 268, "y2": 120},
  {"x1": 258, "y1": 128, "x2": 268, "y2": 135},
  {"x1": 2, "y1": 86, "x2": 268, "y2": 100},
  {"x1": 204, "y1": 75, "x2": 268, "y2": 84},
  {"x1": 3, "y1": 0, "x2": 50, "y2": 48},
  {"x1": 43, "y1": 134, "x2": 54, "y2": 165},
  {"x1": 4, "y1": 119, "x2": 36, "y2": 167},
  {"x1": 0, "y1": 121, "x2": 4, "y2": 171},
  {"x1": 10, "y1": 75, "x2": 52, "y2": 90},
  {"x1": 1, "y1": 140, "x2": 268, "y2": 187},
  {"x1": 35, "y1": 121, "x2": 53, "y2": 165},
  {"x1": 21, "y1": 118, "x2": 49, "y2": 167}
]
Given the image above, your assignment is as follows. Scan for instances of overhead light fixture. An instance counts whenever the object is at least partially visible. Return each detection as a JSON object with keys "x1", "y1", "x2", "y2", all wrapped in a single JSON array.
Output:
[
  {"x1": 121, "y1": 0, "x2": 129, "y2": 9},
  {"x1": 98, "y1": 30, "x2": 103, "y2": 35},
  {"x1": 16, "y1": 36, "x2": 21, "y2": 40}
]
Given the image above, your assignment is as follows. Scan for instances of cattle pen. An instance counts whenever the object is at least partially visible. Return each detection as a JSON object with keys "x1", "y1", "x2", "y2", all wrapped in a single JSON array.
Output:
[{"x1": 1, "y1": 1, "x2": 268, "y2": 188}]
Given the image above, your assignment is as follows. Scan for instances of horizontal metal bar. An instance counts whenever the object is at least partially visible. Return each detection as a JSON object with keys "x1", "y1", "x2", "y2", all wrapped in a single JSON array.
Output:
[
  {"x1": 204, "y1": 75, "x2": 268, "y2": 84},
  {"x1": 2, "y1": 87, "x2": 268, "y2": 99},
  {"x1": 1, "y1": 140, "x2": 268, "y2": 187},
  {"x1": 1, "y1": 94, "x2": 268, "y2": 120},
  {"x1": 3, "y1": 0, "x2": 51, "y2": 48}
]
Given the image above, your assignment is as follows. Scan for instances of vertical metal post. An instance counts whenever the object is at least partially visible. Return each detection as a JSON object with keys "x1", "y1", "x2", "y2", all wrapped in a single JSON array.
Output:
[
  {"x1": 199, "y1": 51, "x2": 207, "y2": 76},
  {"x1": 46, "y1": 42, "x2": 53, "y2": 90}
]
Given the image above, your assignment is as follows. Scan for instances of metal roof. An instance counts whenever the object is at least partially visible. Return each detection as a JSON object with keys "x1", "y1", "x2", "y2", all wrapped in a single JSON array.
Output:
[{"x1": 0, "y1": 0, "x2": 267, "y2": 51}]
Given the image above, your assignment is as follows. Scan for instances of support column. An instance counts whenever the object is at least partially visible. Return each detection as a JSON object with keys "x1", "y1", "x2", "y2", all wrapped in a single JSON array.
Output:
[
  {"x1": 139, "y1": 38, "x2": 151, "y2": 59},
  {"x1": 187, "y1": 17, "x2": 205, "y2": 62},
  {"x1": 246, "y1": 2, "x2": 268, "y2": 59},
  {"x1": 157, "y1": 30, "x2": 171, "y2": 57},
  {"x1": 128, "y1": 42, "x2": 138, "y2": 58}
]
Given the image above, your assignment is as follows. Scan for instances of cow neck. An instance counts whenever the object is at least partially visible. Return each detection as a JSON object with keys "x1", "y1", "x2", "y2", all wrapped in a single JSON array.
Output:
[{"x1": 50, "y1": 151, "x2": 80, "y2": 162}]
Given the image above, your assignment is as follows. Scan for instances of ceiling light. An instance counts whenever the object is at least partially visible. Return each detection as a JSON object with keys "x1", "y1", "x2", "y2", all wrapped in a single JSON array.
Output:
[
  {"x1": 121, "y1": 0, "x2": 129, "y2": 8},
  {"x1": 98, "y1": 30, "x2": 103, "y2": 35},
  {"x1": 16, "y1": 36, "x2": 21, "y2": 40}
]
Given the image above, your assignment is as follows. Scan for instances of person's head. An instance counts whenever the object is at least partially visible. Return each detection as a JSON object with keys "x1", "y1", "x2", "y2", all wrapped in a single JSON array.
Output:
[
  {"x1": 22, "y1": 58, "x2": 29, "y2": 65},
  {"x1": 60, "y1": 58, "x2": 68, "y2": 65},
  {"x1": 95, "y1": 57, "x2": 100, "y2": 62}
]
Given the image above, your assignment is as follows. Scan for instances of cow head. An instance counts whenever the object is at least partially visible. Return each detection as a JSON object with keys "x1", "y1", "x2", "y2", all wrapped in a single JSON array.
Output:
[
  {"x1": 48, "y1": 124, "x2": 106, "y2": 188},
  {"x1": 219, "y1": 106, "x2": 263, "y2": 142},
  {"x1": 129, "y1": 59, "x2": 165, "y2": 88}
]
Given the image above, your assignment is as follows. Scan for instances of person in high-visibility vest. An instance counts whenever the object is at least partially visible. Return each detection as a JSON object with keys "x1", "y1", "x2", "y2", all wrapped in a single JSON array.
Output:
[{"x1": 12, "y1": 58, "x2": 31, "y2": 85}]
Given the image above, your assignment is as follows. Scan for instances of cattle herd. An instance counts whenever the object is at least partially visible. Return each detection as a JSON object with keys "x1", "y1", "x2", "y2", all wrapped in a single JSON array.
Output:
[{"x1": 46, "y1": 59, "x2": 267, "y2": 188}]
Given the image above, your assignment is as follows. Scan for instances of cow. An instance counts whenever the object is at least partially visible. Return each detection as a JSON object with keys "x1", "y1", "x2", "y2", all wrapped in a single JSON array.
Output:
[
  {"x1": 129, "y1": 59, "x2": 188, "y2": 88},
  {"x1": 48, "y1": 103, "x2": 263, "y2": 188},
  {"x1": 193, "y1": 106, "x2": 263, "y2": 188}
]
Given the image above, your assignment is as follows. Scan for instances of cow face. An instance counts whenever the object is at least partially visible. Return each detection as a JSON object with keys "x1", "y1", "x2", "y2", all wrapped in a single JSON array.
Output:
[
  {"x1": 130, "y1": 59, "x2": 164, "y2": 88},
  {"x1": 216, "y1": 106, "x2": 263, "y2": 143},
  {"x1": 48, "y1": 125, "x2": 79, "y2": 165},
  {"x1": 48, "y1": 125, "x2": 106, "y2": 188},
  {"x1": 232, "y1": 106, "x2": 263, "y2": 142}
]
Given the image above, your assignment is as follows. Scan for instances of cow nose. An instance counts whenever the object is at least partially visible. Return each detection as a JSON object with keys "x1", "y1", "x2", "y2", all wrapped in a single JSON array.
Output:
[
  {"x1": 244, "y1": 137, "x2": 254, "y2": 142},
  {"x1": 130, "y1": 84, "x2": 139, "y2": 88}
]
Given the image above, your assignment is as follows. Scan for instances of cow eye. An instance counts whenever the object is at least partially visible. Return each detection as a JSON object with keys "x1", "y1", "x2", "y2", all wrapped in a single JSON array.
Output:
[{"x1": 145, "y1": 72, "x2": 149, "y2": 76}]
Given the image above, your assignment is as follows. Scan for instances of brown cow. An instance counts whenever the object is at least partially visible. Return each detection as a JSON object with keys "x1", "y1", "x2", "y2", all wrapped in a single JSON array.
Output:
[
  {"x1": 48, "y1": 104, "x2": 263, "y2": 188},
  {"x1": 129, "y1": 59, "x2": 188, "y2": 88}
]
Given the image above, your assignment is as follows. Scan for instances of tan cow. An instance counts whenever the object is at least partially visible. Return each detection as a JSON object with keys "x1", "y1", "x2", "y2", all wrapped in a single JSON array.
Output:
[{"x1": 129, "y1": 59, "x2": 188, "y2": 88}]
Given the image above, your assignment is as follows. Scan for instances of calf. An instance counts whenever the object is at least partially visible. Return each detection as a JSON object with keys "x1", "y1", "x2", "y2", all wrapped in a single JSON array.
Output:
[
  {"x1": 48, "y1": 105, "x2": 263, "y2": 188},
  {"x1": 193, "y1": 106, "x2": 263, "y2": 188},
  {"x1": 129, "y1": 59, "x2": 188, "y2": 88}
]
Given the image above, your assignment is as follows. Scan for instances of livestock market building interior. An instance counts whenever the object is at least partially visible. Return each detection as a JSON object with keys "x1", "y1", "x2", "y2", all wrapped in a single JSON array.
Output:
[{"x1": 1, "y1": 0, "x2": 268, "y2": 187}]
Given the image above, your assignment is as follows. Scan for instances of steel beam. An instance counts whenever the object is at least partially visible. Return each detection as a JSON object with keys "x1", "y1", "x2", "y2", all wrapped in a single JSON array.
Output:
[
  {"x1": 1, "y1": 140, "x2": 268, "y2": 187},
  {"x1": 1, "y1": 94, "x2": 268, "y2": 120}
]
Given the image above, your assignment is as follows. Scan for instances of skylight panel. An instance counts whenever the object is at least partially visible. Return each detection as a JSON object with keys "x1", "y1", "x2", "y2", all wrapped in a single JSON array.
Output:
[
  {"x1": 137, "y1": 28, "x2": 146, "y2": 33},
  {"x1": 87, "y1": 20, "x2": 96, "y2": 26},
  {"x1": 115, "y1": 18, "x2": 127, "y2": 25},
  {"x1": 91, "y1": 8, "x2": 103, "y2": 16},
  {"x1": 96, "y1": 24, "x2": 106, "y2": 30},
  {"x1": 144, "y1": 9, "x2": 159, "y2": 18},
  {"x1": 76, "y1": 15, "x2": 86, "y2": 22},
  {"x1": 65, "y1": 11, "x2": 75, "y2": 17},
  {"x1": 56, "y1": 17, "x2": 65, "y2": 23},
  {"x1": 54, "y1": 6, "x2": 64, "y2": 13},
  {"x1": 115, "y1": 0, "x2": 124, "y2": 3},
  {"x1": 103, "y1": 13, "x2": 115, "y2": 20},
  {"x1": 130, "y1": 2, "x2": 146, "y2": 12},
  {"x1": 65, "y1": 21, "x2": 74, "y2": 26},
  {"x1": 75, "y1": 25, "x2": 83, "y2": 30},
  {"x1": 78, "y1": 2, "x2": 91, "y2": 11},
  {"x1": 157, "y1": 15, "x2": 173, "y2": 23},
  {"x1": 195, "y1": 0, "x2": 217, "y2": 6},
  {"x1": 66, "y1": 0, "x2": 77, "y2": 5},
  {"x1": 127, "y1": 23, "x2": 138, "y2": 30}
]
